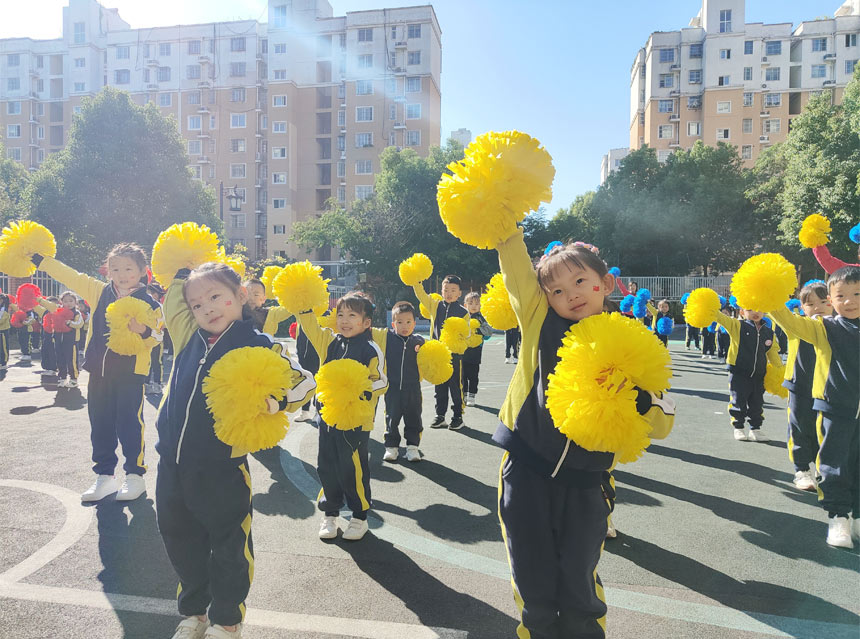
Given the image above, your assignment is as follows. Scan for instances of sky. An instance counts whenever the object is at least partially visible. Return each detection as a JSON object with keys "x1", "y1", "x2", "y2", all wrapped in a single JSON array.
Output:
[{"x1": 0, "y1": 0, "x2": 845, "y2": 212}]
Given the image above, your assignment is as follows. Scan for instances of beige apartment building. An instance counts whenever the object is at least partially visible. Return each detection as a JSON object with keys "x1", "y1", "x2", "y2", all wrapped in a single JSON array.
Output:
[
  {"x1": 630, "y1": 0, "x2": 859, "y2": 165},
  {"x1": 0, "y1": 0, "x2": 442, "y2": 261}
]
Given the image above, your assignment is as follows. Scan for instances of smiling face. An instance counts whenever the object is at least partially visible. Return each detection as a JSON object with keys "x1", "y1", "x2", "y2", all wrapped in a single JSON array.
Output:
[
  {"x1": 108, "y1": 256, "x2": 146, "y2": 295},
  {"x1": 800, "y1": 293, "x2": 832, "y2": 318},
  {"x1": 246, "y1": 281, "x2": 266, "y2": 309},
  {"x1": 829, "y1": 280, "x2": 860, "y2": 319},
  {"x1": 392, "y1": 310, "x2": 416, "y2": 337},
  {"x1": 337, "y1": 305, "x2": 372, "y2": 337},
  {"x1": 658, "y1": 301, "x2": 670, "y2": 314},
  {"x1": 441, "y1": 282, "x2": 461, "y2": 304},
  {"x1": 465, "y1": 297, "x2": 480, "y2": 314},
  {"x1": 185, "y1": 276, "x2": 247, "y2": 335},
  {"x1": 543, "y1": 264, "x2": 614, "y2": 322},
  {"x1": 61, "y1": 294, "x2": 76, "y2": 310}
]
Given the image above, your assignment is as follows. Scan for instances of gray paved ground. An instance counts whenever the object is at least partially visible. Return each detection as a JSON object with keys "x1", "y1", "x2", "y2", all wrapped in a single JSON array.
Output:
[{"x1": 0, "y1": 336, "x2": 858, "y2": 638}]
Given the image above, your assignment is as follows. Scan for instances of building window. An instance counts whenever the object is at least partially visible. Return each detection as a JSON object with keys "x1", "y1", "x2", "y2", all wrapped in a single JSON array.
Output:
[
  {"x1": 719, "y1": 49, "x2": 731, "y2": 60},
  {"x1": 717, "y1": 101, "x2": 731, "y2": 113},
  {"x1": 355, "y1": 185, "x2": 374, "y2": 200},
  {"x1": 273, "y1": 5, "x2": 287, "y2": 28},
  {"x1": 338, "y1": 110, "x2": 346, "y2": 127},
  {"x1": 358, "y1": 28, "x2": 373, "y2": 42},
  {"x1": 273, "y1": 198, "x2": 286, "y2": 209},
  {"x1": 273, "y1": 225, "x2": 286, "y2": 234},
  {"x1": 689, "y1": 43, "x2": 703, "y2": 59},
  {"x1": 272, "y1": 147, "x2": 287, "y2": 159},
  {"x1": 811, "y1": 64, "x2": 827, "y2": 78},
  {"x1": 659, "y1": 74, "x2": 673, "y2": 88},
  {"x1": 719, "y1": 9, "x2": 731, "y2": 33},
  {"x1": 158, "y1": 93, "x2": 172, "y2": 107},
  {"x1": 74, "y1": 57, "x2": 85, "y2": 68},
  {"x1": 387, "y1": 104, "x2": 395, "y2": 120},
  {"x1": 6, "y1": 125, "x2": 21, "y2": 138},
  {"x1": 356, "y1": 106, "x2": 373, "y2": 122},
  {"x1": 718, "y1": 75, "x2": 730, "y2": 86},
  {"x1": 210, "y1": 115, "x2": 217, "y2": 129},
  {"x1": 407, "y1": 51, "x2": 421, "y2": 65},
  {"x1": 189, "y1": 91, "x2": 201, "y2": 105},
  {"x1": 188, "y1": 63, "x2": 205, "y2": 80},
  {"x1": 356, "y1": 132, "x2": 373, "y2": 147},
  {"x1": 687, "y1": 122, "x2": 701, "y2": 136},
  {"x1": 406, "y1": 130, "x2": 421, "y2": 146},
  {"x1": 356, "y1": 80, "x2": 373, "y2": 95},
  {"x1": 116, "y1": 46, "x2": 130, "y2": 59},
  {"x1": 36, "y1": 55, "x2": 43, "y2": 68},
  {"x1": 406, "y1": 76, "x2": 421, "y2": 92},
  {"x1": 273, "y1": 95, "x2": 287, "y2": 107},
  {"x1": 337, "y1": 186, "x2": 346, "y2": 203},
  {"x1": 274, "y1": 43, "x2": 286, "y2": 54},
  {"x1": 659, "y1": 49, "x2": 674, "y2": 63},
  {"x1": 230, "y1": 214, "x2": 246, "y2": 229},
  {"x1": 6, "y1": 101, "x2": 20, "y2": 115},
  {"x1": 159, "y1": 43, "x2": 171, "y2": 57},
  {"x1": 743, "y1": 67, "x2": 752, "y2": 81},
  {"x1": 230, "y1": 164, "x2": 246, "y2": 179},
  {"x1": 230, "y1": 113, "x2": 246, "y2": 128},
  {"x1": 73, "y1": 82, "x2": 84, "y2": 92},
  {"x1": 114, "y1": 69, "x2": 130, "y2": 84},
  {"x1": 273, "y1": 69, "x2": 287, "y2": 81},
  {"x1": 7, "y1": 147, "x2": 21, "y2": 161},
  {"x1": 658, "y1": 124, "x2": 674, "y2": 139},
  {"x1": 744, "y1": 40, "x2": 754, "y2": 55},
  {"x1": 73, "y1": 106, "x2": 82, "y2": 115},
  {"x1": 273, "y1": 121, "x2": 286, "y2": 133},
  {"x1": 230, "y1": 63, "x2": 246, "y2": 77},
  {"x1": 7, "y1": 53, "x2": 22, "y2": 67},
  {"x1": 688, "y1": 69, "x2": 702, "y2": 84},
  {"x1": 765, "y1": 41, "x2": 782, "y2": 56},
  {"x1": 716, "y1": 128, "x2": 730, "y2": 140},
  {"x1": 355, "y1": 159, "x2": 372, "y2": 174},
  {"x1": 189, "y1": 165, "x2": 202, "y2": 180},
  {"x1": 639, "y1": 112, "x2": 645, "y2": 125},
  {"x1": 337, "y1": 160, "x2": 345, "y2": 177},
  {"x1": 231, "y1": 37, "x2": 246, "y2": 52},
  {"x1": 358, "y1": 54, "x2": 373, "y2": 68},
  {"x1": 765, "y1": 67, "x2": 781, "y2": 82},
  {"x1": 36, "y1": 125, "x2": 45, "y2": 139},
  {"x1": 846, "y1": 34, "x2": 857, "y2": 47},
  {"x1": 742, "y1": 118, "x2": 753, "y2": 134},
  {"x1": 406, "y1": 103, "x2": 421, "y2": 119},
  {"x1": 847, "y1": 60, "x2": 858, "y2": 74},
  {"x1": 764, "y1": 118, "x2": 781, "y2": 134},
  {"x1": 188, "y1": 40, "x2": 201, "y2": 55},
  {"x1": 188, "y1": 115, "x2": 202, "y2": 130},
  {"x1": 687, "y1": 96, "x2": 702, "y2": 109},
  {"x1": 743, "y1": 92, "x2": 754, "y2": 106},
  {"x1": 408, "y1": 24, "x2": 421, "y2": 39},
  {"x1": 231, "y1": 88, "x2": 246, "y2": 102},
  {"x1": 337, "y1": 135, "x2": 345, "y2": 151},
  {"x1": 230, "y1": 138, "x2": 246, "y2": 153},
  {"x1": 187, "y1": 140, "x2": 202, "y2": 155},
  {"x1": 658, "y1": 100, "x2": 674, "y2": 113},
  {"x1": 812, "y1": 38, "x2": 827, "y2": 52},
  {"x1": 74, "y1": 22, "x2": 85, "y2": 44},
  {"x1": 741, "y1": 145, "x2": 752, "y2": 160},
  {"x1": 272, "y1": 173, "x2": 287, "y2": 184},
  {"x1": 158, "y1": 67, "x2": 171, "y2": 82}
]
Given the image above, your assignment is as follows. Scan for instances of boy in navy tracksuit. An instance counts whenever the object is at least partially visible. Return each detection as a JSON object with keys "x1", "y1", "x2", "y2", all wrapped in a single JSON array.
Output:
[
  {"x1": 54, "y1": 292, "x2": 85, "y2": 388},
  {"x1": 412, "y1": 274, "x2": 469, "y2": 430},
  {"x1": 295, "y1": 315, "x2": 323, "y2": 422},
  {"x1": 296, "y1": 292, "x2": 388, "y2": 542},
  {"x1": 770, "y1": 266, "x2": 860, "y2": 548},
  {"x1": 157, "y1": 263, "x2": 315, "y2": 637},
  {"x1": 685, "y1": 324, "x2": 700, "y2": 350},
  {"x1": 376, "y1": 302, "x2": 426, "y2": 463},
  {"x1": 714, "y1": 306, "x2": 782, "y2": 442},
  {"x1": 701, "y1": 322, "x2": 717, "y2": 358},
  {"x1": 463, "y1": 292, "x2": 492, "y2": 406}
]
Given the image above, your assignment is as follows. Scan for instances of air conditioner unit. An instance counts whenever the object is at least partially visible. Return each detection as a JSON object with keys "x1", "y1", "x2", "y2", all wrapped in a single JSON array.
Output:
[
  {"x1": 761, "y1": 83, "x2": 767, "y2": 88},
  {"x1": 761, "y1": 56, "x2": 768, "y2": 62},
  {"x1": 759, "y1": 135, "x2": 769, "y2": 142}
]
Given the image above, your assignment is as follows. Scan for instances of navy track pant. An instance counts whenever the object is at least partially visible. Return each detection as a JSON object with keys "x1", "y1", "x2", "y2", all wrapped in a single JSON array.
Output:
[
  {"x1": 317, "y1": 423, "x2": 371, "y2": 519},
  {"x1": 384, "y1": 387, "x2": 423, "y2": 448},
  {"x1": 729, "y1": 373, "x2": 765, "y2": 430},
  {"x1": 816, "y1": 411, "x2": 860, "y2": 518},
  {"x1": 787, "y1": 392, "x2": 819, "y2": 472},
  {"x1": 88, "y1": 373, "x2": 146, "y2": 476}
]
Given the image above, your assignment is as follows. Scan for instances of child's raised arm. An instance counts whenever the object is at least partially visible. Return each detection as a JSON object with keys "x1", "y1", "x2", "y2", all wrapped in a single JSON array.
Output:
[
  {"x1": 496, "y1": 228, "x2": 545, "y2": 328},
  {"x1": 163, "y1": 273, "x2": 198, "y2": 355},
  {"x1": 263, "y1": 305, "x2": 292, "y2": 336},
  {"x1": 768, "y1": 306, "x2": 829, "y2": 350},
  {"x1": 295, "y1": 311, "x2": 335, "y2": 360},
  {"x1": 714, "y1": 310, "x2": 741, "y2": 342},
  {"x1": 411, "y1": 280, "x2": 439, "y2": 321},
  {"x1": 34, "y1": 256, "x2": 105, "y2": 310}
]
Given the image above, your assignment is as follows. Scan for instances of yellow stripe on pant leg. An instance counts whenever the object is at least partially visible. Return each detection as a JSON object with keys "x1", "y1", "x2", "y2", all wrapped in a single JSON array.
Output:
[
  {"x1": 786, "y1": 407, "x2": 795, "y2": 464},
  {"x1": 177, "y1": 583, "x2": 182, "y2": 598},
  {"x1": 71, "y1": 336, "x2": 79, "y2": 377},
  {"x1": 496, "y1": 452, "x2": 531, "y2": 639},
  {"x1": 351, "y1": 448, "x2": 370, "y2": 511},
  {"x1": 136, "y1": 386, "x2": 147, "y2": 471},
  {"x1": 238, "y1": 464, "x2": 255, "y2": 622},
  {"x1": 594, "y1": 557, "x2": 607, "y2": 633},
  {"x1": 815, "y1": 412, "x2": 825, "y2": 501}
]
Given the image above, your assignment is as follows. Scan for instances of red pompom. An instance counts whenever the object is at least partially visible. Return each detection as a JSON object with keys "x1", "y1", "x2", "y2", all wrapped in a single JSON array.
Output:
[
  {"x1": 43, "y1": 313, "x2": 54, "y2": 332},
  {"x1": 16, "y1": 283, "x2": 42, "y2": 311},
  {"x1": 10, "y1": 311, "x2": 26, "y2": 328},
  {"x1": 289, "y1": 322, "x2": 297, "y2": 339}
]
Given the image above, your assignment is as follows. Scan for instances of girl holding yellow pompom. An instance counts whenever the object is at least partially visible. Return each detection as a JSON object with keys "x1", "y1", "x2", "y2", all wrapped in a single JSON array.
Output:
[
  {"x1": 157, "y1": 262, "x2": 315, "y2": 639},
  {"x1": 29, "y1": 243, "x2": 163, "y2": 503}
]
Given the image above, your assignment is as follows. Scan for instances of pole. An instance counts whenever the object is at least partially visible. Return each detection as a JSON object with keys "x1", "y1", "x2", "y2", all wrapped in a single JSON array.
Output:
[{"x1": 219, "y1": 180, "x2": 223, "y2": 221}]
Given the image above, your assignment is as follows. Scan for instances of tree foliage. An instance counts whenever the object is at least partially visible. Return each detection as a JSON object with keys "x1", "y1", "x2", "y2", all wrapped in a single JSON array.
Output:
[{"x1": 0, "y1": 142, "x2": 30, "y2": 226}]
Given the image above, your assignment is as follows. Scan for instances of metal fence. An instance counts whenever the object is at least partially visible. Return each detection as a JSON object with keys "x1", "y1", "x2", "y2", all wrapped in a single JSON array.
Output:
[
  {"x1": 0, "y1": 271, "x2": 65, "y2": 298},
  {"x1": 611, "y1": 275, "x2": 734, "y2": 301}
]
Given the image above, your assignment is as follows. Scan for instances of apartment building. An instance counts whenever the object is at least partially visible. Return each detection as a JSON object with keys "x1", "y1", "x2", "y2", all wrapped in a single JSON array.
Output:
[
  {"x1": 0, "y1": 0, "x2": 442, "y2": 261},
  {"x1": 600, "y1": 147, "x2": 630, "y2": 184},
  {"x1": 629, "y1": 0, "x2": 859, "y2": 165}
]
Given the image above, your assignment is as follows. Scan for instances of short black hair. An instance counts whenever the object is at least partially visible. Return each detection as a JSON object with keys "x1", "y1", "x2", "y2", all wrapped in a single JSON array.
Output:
[
  {"x1": 442, "y1": 275, "x2": 462, "y2": 287},
  {"x1": 799, "y1": 281, "x2": 828, "y2": 304},
  {"x1": 337, "y1": 291, "x2": 374, "y2": 319},
  {"x1": 392, "y1": 301, "x2": 415, "y2": 319},
  {"x1": 828, "y1": 265, "x2": 860, "y2": 290}
]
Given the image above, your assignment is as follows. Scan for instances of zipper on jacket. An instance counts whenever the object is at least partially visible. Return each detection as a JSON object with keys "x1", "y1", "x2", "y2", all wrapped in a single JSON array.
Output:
[
  {"x1": 400, "y1": 339, "x2": 406, "y2": 390},
  {"x1": 750, "y1": 324, "x2": 761, "y2": 378}
]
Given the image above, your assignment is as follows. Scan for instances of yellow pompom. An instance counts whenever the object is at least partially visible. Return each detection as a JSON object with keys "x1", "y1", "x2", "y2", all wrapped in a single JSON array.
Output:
[
  {"x1": 105, "y1": 296, "x2": 158, "y2": 356},
  {"x1": 217, "y1": 248, "x2": 246, "y2": 280},
  {"x1": 0, "y1": 221, "x2": 57, "y2": 277},
  {"x1": 151, "y1": 222, "x2": 220, "y2": 285},
  {"x1": 419, "y1": 293, "x2": 442, "y2": 320},
  {"x1": 546, "y1": 313, "x2": 672, "y2": 464},
  {"x1": 202, "y1": 347, "x2": 294, "y2": 453},
  {"x1": 798, "y1": 213, "x2": 831, "y2": 249},
  {"x1": 440, "y1": 316, "x2": 471, "y2": 354},
  {"x1": 684, "y1": 288, "x2": 721, "y2": 329},
  {"x1": 315, "y1": 359, "x2": 374, "y2": 430},
  {"x1": 318, "y1": 311, "x2": 337, "y2": 331},
  {"x1": 417, "y1": 339, "x2": 453, "y2": 384},
  {"x1": 732, "y1": 253, "x2": 797, "y2": 313},
  {"x1": 437, "y1": 131, "x2": 555, "y2": 249},
  {"x1": 271, "y1": 261, "x2": 330, "y2": 314},
  {"x1": 467, "y1": 318, "x2": 483, "y2": 348},
  {"x1": 399, "y1": 253, "x2": 433, "y2": 287},
  {"x1": 764, "y1": 363, "x2": 788, "y2": 399},
  {"x1": 482, "y1": 272, "x2": 517, "y2": 330},
  {"x1": 260, "y1": 265, "x2": 282, "y2": 296}
]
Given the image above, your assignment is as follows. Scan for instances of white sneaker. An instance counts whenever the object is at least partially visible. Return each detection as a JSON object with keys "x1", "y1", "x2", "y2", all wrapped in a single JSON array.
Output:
[
  {"x1": 67, "y1": 378, "x2": 78, "y2": 388},
  {"x1": 299, "y1": 409, "x2": 314, "y2": 421},
  {"x1": 318, "y1": 516, "x2": 338, "y2": 539},
  {"x1": 826, "y1": 517, "x2": 854, "y2": 548},
  {"x1": 606, "y1": 515, "x2": 617, "y2": 539},
  {"x1": 405, "y1": 445, "x2": 421, "y2": 462},
  {"x1": 505, "y1": 357, "x2": 512, "y2": 364},
  {"x1": 342, "y1": 517, "x2": 369, "y2": 541},
  {"x1": 21, "y1": 354, "x2": 31, "y2": 361},
  {"x1": 383, "y1": 447, "x2": 399, "y2": 462},
  {"x1": 0, "y1": 364, "x2": 7, "y2": 371},
  {"x1": 115, "y1": 474, "x2": 146, "y2": 501},
  {"x1": 57, "y1": 378, "x2": 69, "y2": 388},
  {"x1": 81, "y1": 475, "x2": 119, "y2": 502},
  {"x1": 172, "y1": 617, "x2": 209, "y2": 639},
  {"x1": 701, "y1": 355, "x2": 707, "y2": 359},
  {"x1": 747, "y1": 429, "x2": 768, "y2": 442},
  {"x1": 511, "y1": 357, "x2": 518, "y2": 363},
  {"x1": 204, "y1": 624, "x2": 242, "y2": 638},
  {"x1": 793, "y1": 470, "x2": 817, "y2": 491},
  {"x1": 733, "y1": 428, "x2": 748, "y2": 441}
]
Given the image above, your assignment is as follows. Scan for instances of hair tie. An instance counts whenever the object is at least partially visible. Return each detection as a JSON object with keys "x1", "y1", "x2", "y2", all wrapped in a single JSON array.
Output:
[{"x1": 544, "y1": 240, "x2": 562, "y2": 255}]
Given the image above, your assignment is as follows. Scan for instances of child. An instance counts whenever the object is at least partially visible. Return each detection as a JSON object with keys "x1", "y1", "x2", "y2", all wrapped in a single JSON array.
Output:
[
  {"x1": 411, "y1": 274, "x2": 469, "y2": 430},
  {"x1": 647, "y1": 299, "x2": 672, "y2": 346},
  {"x1": 701, "y1": 322, "x2": 717, "y2": 359},
  {"x1": 146, "y1": 283, "x2": 165, "y2": 395},
  {"x1": 294, "y1": 319, "x2": 319, "y2": 422},
  {"x1": 76, "y1": 298, "x2": 90, "y2": 359},
  {"x1": 31, "y1": 244, "x2": 163, "y2": 502},
  {"x1": 685, "y1": 324, "x2": 700, "y2": 351},
  {"x1": 296, "y1": 292, "x2": 388, "y2": 541},
  {"x1": 462, "y1": 292, "x2": 492, "y2": 406},
  {"x1": 158, "y1": 262, "x2": 315, "y2": 639},
  {"x1": 0, "y1": 293, "x2": 14, "y2": 371},
  {"x1": 376, "y1": 301, "x2": 425, "y2": 463},
  {"x1": 504, "y1": 326, "x2": 520, "y2": 364},
  {"x1": 39, "y1": 296, "x2": 59, "y2": 374},
  {"x1": 243, "y1": 278, "x2": 291, "y2": 337},
  {"x1": 494, "y1": 230, "x2": 675, "y2": 637},
  {"x1": 16, "y1": 308, "x2": 36, "y2": 361},
  {"x1": 54, "y1": 291, "x2": 84, "y2": 388},
  {"x1": 714, "y1": 305, "x2": 782, "y2": 442},
  {"x1": 769, "y1": 266, "x2": 859, "y2": 548},
  {"x1": 717, "y1": 308, "x2": 732, "y2": 361},
  {"x1": 783, "y1": 282, "x2": 831, "y2": 492}
]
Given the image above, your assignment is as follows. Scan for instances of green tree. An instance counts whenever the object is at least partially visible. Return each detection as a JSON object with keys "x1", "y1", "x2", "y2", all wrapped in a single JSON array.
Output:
[
  {"x1": 27, "y1": 88, "x2": 221, "y2": 273},
  {"x1": 0, "y1": 142, "x2": 30, "y2": 226}
]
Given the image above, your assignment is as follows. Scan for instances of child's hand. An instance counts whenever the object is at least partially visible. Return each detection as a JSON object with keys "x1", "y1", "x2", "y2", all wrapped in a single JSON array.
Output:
[
  {"x1": 65, "y1": 320, "x2": 71, "y2": 326},
  {"x1": 127, "y1": 318, "x2": 148, "y2": 334},
  {"x1": 265, "y1": 397, "x2": 279, "y2": 414}
]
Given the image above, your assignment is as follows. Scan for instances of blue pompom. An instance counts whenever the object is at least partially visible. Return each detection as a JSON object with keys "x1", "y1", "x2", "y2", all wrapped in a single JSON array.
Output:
[
  {"x1": 636, "y1": 288, "x2": 651, "y2": 301},
  {"x1": 786, "y1": 299, "x2": 802, "y2": 311},
  {"x1": 729, "y1": 295, "x2": 738, "y2": 308},
  {"x1": 620, "y1": 294, "x2": 635, "y2": 313},
  {"x1": 850, "y1": 223, "x2": 860, "y2": 244},
  {"x1": 680, "y1": 292, "x2": 690, "y2": 305},
  {"x1": 802, "y1": 279, "x2": 826, "y2": 288},
  {"x1": 544, "y1": 240, "x2": 563, "y2": 255},
  {"x1": 719, "y1": 325, "x2": 727, "y2": 334},
  {"x1": 718, "y1": 295, "x2": 727, "y2": 307},
  {"x1": 761, "y1": 316, "x2": 773, "y2": 328},
  {"x1": 632, "y1": 300, "x2": 648, "y2": 318},
  {"x1": 656, "y1": 317, "x2": 674, "y2": 336},
  {"x1": 708, "y1": 322, "x2": 718, "y2": 332},
  {"x1": 609, "y1": 266, "x2": 621, "y2": 277}
]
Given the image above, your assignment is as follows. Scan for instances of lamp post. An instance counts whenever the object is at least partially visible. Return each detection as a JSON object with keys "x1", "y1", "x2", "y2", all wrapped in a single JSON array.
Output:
[{"x1": 219, "y1": 181, "x2": 242, "y2": 221}]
